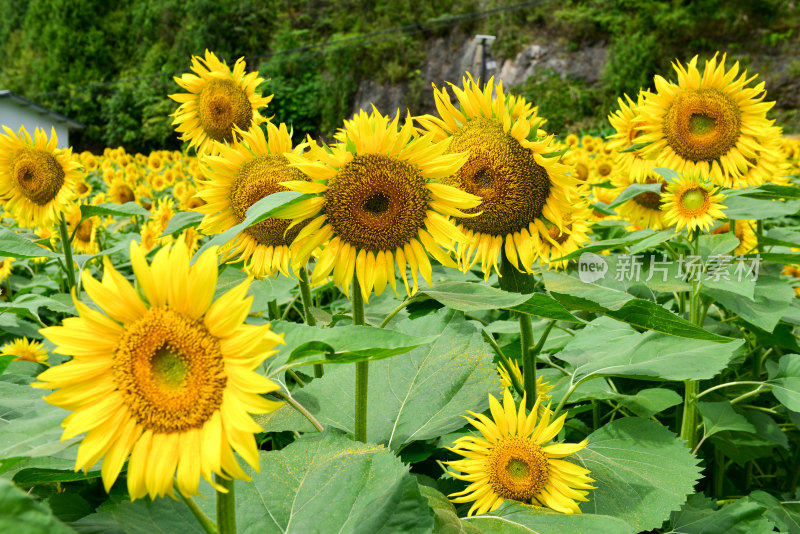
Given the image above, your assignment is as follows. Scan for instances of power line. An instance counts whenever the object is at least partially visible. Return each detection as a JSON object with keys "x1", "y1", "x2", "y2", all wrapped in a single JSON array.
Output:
[{"x1": 30, "y1": 0, "x2": 546, "y2": 99}]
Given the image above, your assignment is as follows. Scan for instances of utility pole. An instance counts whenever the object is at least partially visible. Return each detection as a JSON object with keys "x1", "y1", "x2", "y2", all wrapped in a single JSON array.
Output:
[{"x1": 474, "y1": 34, "x2": 496, "y2": 83}]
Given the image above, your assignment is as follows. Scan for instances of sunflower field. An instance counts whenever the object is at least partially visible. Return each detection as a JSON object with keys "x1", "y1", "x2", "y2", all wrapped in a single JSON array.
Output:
[{"x1": 1, "y1": 47, "x2": 799, "y2": 534}]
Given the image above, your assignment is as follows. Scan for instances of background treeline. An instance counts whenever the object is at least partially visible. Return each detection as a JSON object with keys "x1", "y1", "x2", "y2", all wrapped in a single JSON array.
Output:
[{"x1": 0, "y1": 0, "x2": 797, "y2": 153}]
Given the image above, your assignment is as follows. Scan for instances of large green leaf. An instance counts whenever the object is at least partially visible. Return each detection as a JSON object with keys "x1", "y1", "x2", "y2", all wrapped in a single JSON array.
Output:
[
  {"x1": 696, "y1": 401, "x2": 757, "y2": 438},
  {"x1": 604, "y1": 299, "x2": 731, "y2": 341},
  {"x1": 767, "y1": 353, "x2": 800, "y2": 411},
  {"x1": 572, "y1": 418, "x2": 702, "y2": 532},
  {"x1": 0, "y1": 229, "x2": 58, "y2": 259},
  {"x1": 0, "y1": 478, "x2": 75, "y2": 534},
  {"x1": 555, "y1": 318, "x2": 741, "y2": 385},
  {"x1": 608, "y1": 182, "x2": 665, "y2": 209},
  {"x1": 267, "y1": 322, "x2": 439, "y2": 371},
  {"x1": 506, "y1": 293, "x2": 584, "y2": 323},
  {"x1": 292, "y1": 309, "x2": 498, "y2": 448},
  {"x1": 420, "y1": 486, "x2": 482, "y2": 534},
  {"x1": 551, "y1": 229, "x2": 666, "y2": 261},
  {"x1": 722, "y1": 196, "x2": 800, "y2": 220},
  {"x1": 80, "y1": 202, "x2": 151, "y2": 220},
  {"x1": 417, "y1": 281, "x2": 531, "y2": 311},
  {"x1": 543, "y1": 270, "x2": 633, "y2": 312},
  {"x1": 746, "y1": 490, "x2": 800, "y2": 534},
  {"x1": 709, "y1": 275, "x2": 794, "y2": 332},
  {"x1": 463, "y1": 501, "x2": 634, "y2": 534},
  {"x1": 238, "y1": 431, "x2": 433, "y2": 533},
  {"x1": 160, "y1": 210, "x2": 204, "y2": 237},
  {"x1": 666, "y1": 493, "x2": 775, "y2": 534}
]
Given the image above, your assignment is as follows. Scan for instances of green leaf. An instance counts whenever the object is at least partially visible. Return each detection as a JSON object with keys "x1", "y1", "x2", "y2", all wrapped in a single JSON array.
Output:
[
  {"x1": 73, "y1": 491, "x2": 210, "y2": 534},
  {"x1": 739, "y1": 183, "x2": 800, "y2": 200},
  {"x1": 696, "y1": 401, "x2": 757, "y2": 438},
  {"x1": 0, "y1": 294, "x2": 75, "y2": 323},
  {"x1": 556, "y1": 318, "x2": 741, "y2": 385},
  {"x1": 667, "y1": 493, "x2": 775, "y2": 534},
  {"x1": 652, "y1": 167, "x2": 681, "y2": 181},
  {"x1": 745, "y1": 490, "x2": 800, "y2": 534},
  {"x1": 608, "y1": 182, "x2": 665, "y2": 209},
  {"x1": 417, "y1": 281, "x2": 531, "y2": 311},
  {"x1": 160, "y1": 210, "x2": 204, "y2": 237},
  {"x1": 463, "y1": 501, "x2": 634, "y2": 533},
  {"x1": 722, "y1": 195, "x2": 800, "y2": 220},
  {"x1": 268, "y1": 322, "x2": 438, "y2": 370},
  {"x1": 549, "y1": 230, "x2": 665, "y2": 262},
  {"x1": 711, "y1": 274, "x2": 794, "y2": 332},
  {"x1": 767, "y1": 354, "x2": 800, "y2": 411},
  {"x1": 292, "y1": 309, "x2": 498, "y2": 448},
  {"x1": 698, "y1": 233, "x2": 740, "y2": 257},
  {"x1": 0, "y1": 229, "x2": 58, "y2": 259},
  {"x1": 13, "y1": 468, "x2": 100, "y2": 487},
  {"x1": 604, "y1": 299, "x2": 732, "y2": 341},
  {"x1": 420, "y1": 486, "x2": 482, "y2": 534},
  {"x1": 572, "y1": 418, "x2": 702, "y2": 532},
  {"x1": 0, "y1": 478, "x2": 75, "y2": 534},
  {"x1": 505, "y1": 293, "x2": 585, "y2": 323},
  {"x1": 619, "y1": 141, "x2": 650, "y2": 154},
  {"x1": 80, "y1": 201, "x2": 151, "y2": 219},
  {"x1": 238, "y1": 430, "x2": 433, "y2": 533},
  {"x1": 192, "y1": 191, "x2": 309, "y2": 264},
  {"x1": 568, "y1": 385, "x2": 682, "y2": 418},
  {"x1": 543, "y1": 270, "x2": 633, "y2": 312}
]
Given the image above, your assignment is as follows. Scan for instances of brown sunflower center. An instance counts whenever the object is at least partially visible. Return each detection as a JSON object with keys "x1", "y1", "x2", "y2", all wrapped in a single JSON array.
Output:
[
  {"x1": 664, "y1": 88, "x2": 742, "y2": 162},
  {"x1": 487, "y1": 435, "x2": 550, "y2": 501},
  {"x1": 678, "y1": 187, "x2": 710, "y2": 216},
  {"x1": 230, "y1": 154, "x2": 308, "y2": 246},
  {"x1": 75, "y1": 219, "x2": 94, "y2": 243},
  {"x1": 597, "y1": 162, "x2": 612, "y2": 177},
  {"x1": 77, "y1": 181, "x2": 90, "y2": 195},
  {"x1": 113, "y1": 184, "x2": 135, "y2": 204},
  {"x1": 113, "y1": 307, "x2": 226, "y2": 433},
  {"x1": 197, "y1": 78, "x2": 253, "y2": 143},
  {"x1": 325, "y1": 153, "x2": 429, "y2": 252},
  {"x1": 12, "y1": 149, "x2": 65, "y2": 205},
  {"x1": 445, "y1": 118, "x2": 551, "y2": 236},
  {"x1": 632, "y1": 180, "x2": 667, "y2": 211},
  {"x1": 548, "y1": 223, "x2": 572, "y2": 245}
]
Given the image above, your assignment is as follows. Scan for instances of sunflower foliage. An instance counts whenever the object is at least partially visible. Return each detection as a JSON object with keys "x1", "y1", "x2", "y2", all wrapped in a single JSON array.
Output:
[{"x1": 0, "y1": 50, "x2": 799, "y2": 534}]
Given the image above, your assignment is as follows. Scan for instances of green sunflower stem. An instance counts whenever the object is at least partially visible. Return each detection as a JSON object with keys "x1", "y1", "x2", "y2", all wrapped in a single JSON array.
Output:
[
  {"x1": 680, "y1": 234, "x2": 702, "y2": 450},
  {"x1": 352, "y1": 276, "x2": 368, "y2": 443},
  {"x1": 179, "y1": 492, "x2": 217, "y2": 534},
  {"x1": 519, "y1": 313, "x2": 537, "y2": 410},
  {"x1": 267, "y1": 299, "x2": 279, "y2": 321},
  {"x1": 297, "y1": 266, "x2": 323, "y2": 378},
  {"x1": 58, "y1": 213, "x2": 77, "y2": 293},
  {"x1": 215, "y1": 475, "x2": 236, "y2": 534}
]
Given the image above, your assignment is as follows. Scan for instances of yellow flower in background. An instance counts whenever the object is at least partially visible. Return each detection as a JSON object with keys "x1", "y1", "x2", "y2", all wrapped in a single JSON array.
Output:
[
  {"x1": 637, "y1": 53, "x2": 777, "y2": 188},
  {"x1": 197, "y1": 122, "x2": 309, "y2": 279},
  {"x1": 1, "y1": 337, "x2": 48, "y2": 365},
  {"x1": 610, "y1": 172, "x2": 668, "y2": 230},
  {"x1": 536, "y1": 204, "x2": 593, "y2": 269},
  {"x1": 0, "y1": 256, "x2": 14, "y2": 282},
  {"x1": 712, "y1": 220, "x2": 758, "y2": 255},
  {"x1": 661, "y1": 173, "x2": 727, "y2": 233},
  {"x1": 279, "y1": 108, "x2": 480, "y2": 302},
  {"x1": 606, "y1": 92, "x2": 656, "y2": 183},
  {"x1": 417, "y1": 74, "x2": 578, "y2": 279},
  {"x1": 34, "y1": 240, "x2": 284, "y2": 500},
  {"x1": 497, "y1": 361, "x2": 553, "y2": 403},
  {"x1": 0, "y1": 126, "x2": 81, "y2": 228},
  {"x1": 109, "y1": 178, "x2": 136, "y2": 205},
  {"x1": 446, "y1": 389, "x2": 594, "y2": 515},
  {"x1": 75, "y1": 177, "x2": 93, "y2": 199},
  {"x1": 170, "y1": 49, "x2": 273, "y2": 155},
  {"x1": 65, "y1": 202, "x2": 100, "y2": 255}
]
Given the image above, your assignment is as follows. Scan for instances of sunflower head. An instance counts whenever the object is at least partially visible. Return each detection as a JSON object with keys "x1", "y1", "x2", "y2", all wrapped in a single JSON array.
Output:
[
  {"x1": 661, "y1": 172, "x2": 727, "y2": 233},
  {"x1": 34, "y1": 240, "x2": 284, "y2": 500},
  {"x1": 170, "y1": 49, "x2": 273, "y2": 155},
  {"x1": 279, "y1": 107, "x2": 481, "y2": 301},
  {"x1": 416, "y1": 73, "x2": 579, "y2": 279},
  {"x1": 1, "y1": 337, "x2": 48, "y2": 365},
  {"x1": 197, "y1": 122, "x2": 310, "y2": 278},
  {"x1": 610, "y1": 172, "x2": 669, "y2": 230},
  {"x1": 0, "y1": 126, "x2": 81, "y2": 228},
  {"x1": 446, "y1": 389, "x2": 594, "y2": 515},
  {"x1": 637, "y1": 53, "x2": 777, "y2": 187}
]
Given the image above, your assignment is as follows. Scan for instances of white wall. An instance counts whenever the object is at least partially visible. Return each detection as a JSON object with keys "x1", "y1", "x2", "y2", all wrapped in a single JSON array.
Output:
[{"x1": 0, "y1": 99, "x2": 71, "y2": 148}]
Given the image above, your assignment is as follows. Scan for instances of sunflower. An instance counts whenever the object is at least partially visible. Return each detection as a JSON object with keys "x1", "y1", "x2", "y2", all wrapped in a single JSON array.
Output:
[
  {"x1": 0, "y1": 126, "x2": 81, "y2": 228},
  {"x1": 1, "y1": 337, "x2": 48, "y2": 365},
  {"x1": 661, "y1": 173, "x2": 727, "y2": 233},
  {"x1": 606, "y1": 92, "x2": 657, "y2": 183},
  {"x1": 170, "y1": 49, "x2": 273, "y2": 156},
  {"x1": 75, "y1": 178, "x2": 93, "y2": 199},
  {"x1": 197, "y1": 123, "x2": 309, "y2": 279},
  {"x1": 109, "y1": 178, "x2": 136, "y2": 205},
  {"x1": 280, "y1": 108, "x2": 480, "y2": 301},
  {"x1": 712, "y1": 219, "x2": 757, "y2": 255},
  {"x1": 637, "y1": 53, "x2": 778, "y2": 187},
  {"x1": 0, "y1": 256, "x2": 13, "y2": 282},
  {"x1": 497, "y1": 361, "x2": 553, "y2": 402},
  {"x1": 610, "y1": 172, "x2": 668, "y2": 230},
  {"x1": 33, "y1": 240, "x2": 284, "y2": 500},
  {"x1": 446, "y1": 389, "x2": 594, "y2": 515},
  {"x1": 65, "y1": 203, "x2": 100, "y2": 255},
  {"x1": 537, "y1": 204, "x2": 593, "y2": 269},
  {"x1": 734, "y1": 126, "x2": 790, "y2": 188},
  {"x1": 416, "y1": 74, "x2": 577, "y2": 279}
]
